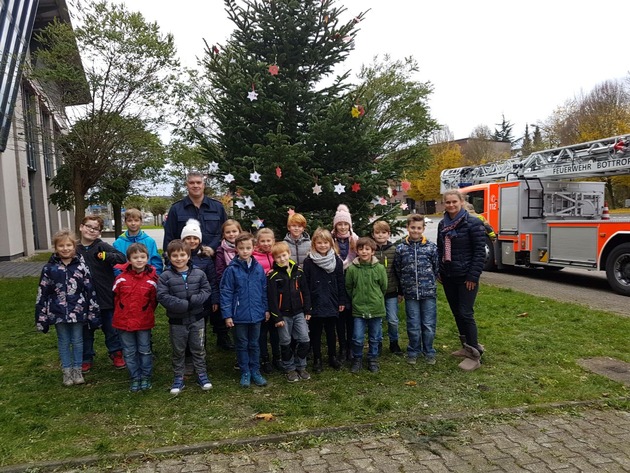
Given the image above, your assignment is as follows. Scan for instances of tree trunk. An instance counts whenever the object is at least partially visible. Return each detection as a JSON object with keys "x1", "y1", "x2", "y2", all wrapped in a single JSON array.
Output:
[
  {"x1": 112, "y1": 202, "x2": 123, "y2": 236},
  {"x1": 73, "y1": 177, "x2": 87, "y2": 233},
  {"x1": 605, "y1": 178, "x2": 616, "y2": 209}
]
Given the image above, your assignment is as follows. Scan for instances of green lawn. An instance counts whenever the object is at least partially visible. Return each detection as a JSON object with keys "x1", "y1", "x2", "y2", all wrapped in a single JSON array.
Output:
[{"x1": 1, "y1": 277, "x2": 629, "y2": 466}]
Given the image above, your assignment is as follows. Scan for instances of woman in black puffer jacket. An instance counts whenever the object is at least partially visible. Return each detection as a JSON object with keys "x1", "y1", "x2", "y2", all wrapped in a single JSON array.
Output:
[{"x1": 437, "y1": 190, "x2": 486, "y2": 371}]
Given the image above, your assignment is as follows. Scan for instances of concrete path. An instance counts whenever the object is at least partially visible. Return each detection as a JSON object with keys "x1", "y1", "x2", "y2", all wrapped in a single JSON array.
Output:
[
  {"x1": 0, "y1": 261, "x2": 44, "y2": 278},
  {"x1": 23, "y1": 407, "x2": 630, "y2": 472}
]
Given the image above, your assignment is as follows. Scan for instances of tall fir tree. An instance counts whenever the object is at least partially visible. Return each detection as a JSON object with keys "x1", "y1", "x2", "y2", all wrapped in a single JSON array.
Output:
[{"x1": 197, "y1": 0, "x2": 408, "y2": 234}]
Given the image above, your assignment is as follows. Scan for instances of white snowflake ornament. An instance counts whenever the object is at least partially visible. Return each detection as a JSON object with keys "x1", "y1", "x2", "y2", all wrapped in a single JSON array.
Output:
[
  {"x1": 312, "y1": 184, "x2": 322, "y2": 195},
  {"x1": 334, "y1": 183, "x2": 345, "y2": 195},
  {"x1": 224, "y1": 173, "x2": 235, "y2": 183},
  {"x1": 250, "y1": 171, "x2": 261, "y2": 183},
  {"x1": 244, "y1": 196, "x2": 255, "y2": 209},
  {"x1": 208, "y1": 161, "x2": 219, "y2": 173}
]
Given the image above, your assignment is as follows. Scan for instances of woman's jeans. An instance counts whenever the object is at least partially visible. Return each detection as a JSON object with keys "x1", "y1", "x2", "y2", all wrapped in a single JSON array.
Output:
[{"x1": 441, "y1": 276, "x2": 479, "y2": 348}]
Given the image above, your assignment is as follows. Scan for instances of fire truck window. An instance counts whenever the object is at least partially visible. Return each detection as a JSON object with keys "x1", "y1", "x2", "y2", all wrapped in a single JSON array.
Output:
[{"x1": 467, "y1": 191, "x2": 485, "y2": 213}]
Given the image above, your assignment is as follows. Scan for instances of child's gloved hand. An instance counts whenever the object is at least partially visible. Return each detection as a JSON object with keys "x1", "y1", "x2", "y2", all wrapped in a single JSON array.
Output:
[{"x1": 97, "y1": 251, "x2": 106, "y2": 261}]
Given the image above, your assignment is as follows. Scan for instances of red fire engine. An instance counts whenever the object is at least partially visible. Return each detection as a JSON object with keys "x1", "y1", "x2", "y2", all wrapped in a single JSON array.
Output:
[{"x1": 440, "y1": 135, "x2": 630, "y2": 296}]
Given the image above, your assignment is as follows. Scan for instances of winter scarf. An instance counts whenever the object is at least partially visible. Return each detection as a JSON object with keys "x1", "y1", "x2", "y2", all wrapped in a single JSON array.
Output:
[
  {"x1": 308, "y1": 249, "x2": 338, "y2": 273},
  {"x1": 220, "y1": 239, "x2": 236, "y2": 266},
  {"x1": 440, "y1": 209, "x2": 467, "y2": 262}
]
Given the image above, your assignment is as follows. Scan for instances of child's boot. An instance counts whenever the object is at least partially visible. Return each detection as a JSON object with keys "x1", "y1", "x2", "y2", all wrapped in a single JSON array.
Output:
[
  {"x1": 350, "y1": 358, "x2": 362, "y2": 374},
  {"x1": 389, "y1": 341, "x2": 403, "y2": 356},
  {"x1": 140, "y1": 377, "x2": 152, "y2": 391},
  {"x1": 130, "y1": 379, "x2": 141, "y2": 392},
  {"x1": 313, "y1": 358, "x2": 323, "y2": 373},
  {"x1": 451, "y1": 335, "x2": 469, "y2": 358},
  {"x1": 367, "y1": 359, "x2": 379, "y2": 373},
  {"x1": 71, "y1": 367, "x2": 85, "y2": 385},
  {"x1": 62, "y1": 368, "x2": 73, "y2": 386},
  {"x1": 458, "y1": 344, "x2": 482, "y2": 371},
  {"x1": 328, "y1": 356, "x2": 342, "y2": 370},
  {"x1": 272, "y1": 355, "x2": 283, "y2": 372},
  {"x1": 240, "y1": 371, "x2": 251, "y2": 388},
  {"x1": 261, "y1": 356, "x2": 273, "y2": 374},
  {"x1": 251, "y1": 371, "x2": 268, "y2": 386}
]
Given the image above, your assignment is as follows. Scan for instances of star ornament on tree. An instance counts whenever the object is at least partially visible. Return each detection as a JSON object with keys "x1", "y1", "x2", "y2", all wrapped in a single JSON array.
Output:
[
  {"x1": 208, "y1": 161, "x2": 219, "y2": 173},
  {"x1": 224, "y1": 173, "x2": 235, "y2": 183},
  {"x1": 250, "y1": 171, "x2": 261, "y2": 183},
  {"x1": 275, "y1": 167, "x2": 282, "y2": 178},
  {"x1": 268, "y1": 64, "x2": 279, "y2": 76},
  {"x1": 379, "y1": 197, "x2": 388, "y2": 206},
  {"x1": 351, "y1": 182, "x2": 361, "y2": 193},
  {"x1": 244, "y1": 196, "x2": 255, "y2": 209},
  {"x1": 235, "y1": 200, "x2": 246, "y2": 209},
  {"x1": 401, "y1": 180, "x2": 411, "y2": 191},
  {"x1": 400, "y1": 202, "x2": 409, "y2": 210},
  {"x1": 351, "y1": 106, "x2": 360, "y2": 118},
  {"x1": 252, "y1": 218, "x2": 264, "y2": 229},
  {"x1": 312, "y1": 183, "x2": 322, "y2": 195},
  {"x1": 334, "y1": 183, "x2": 346, "y2": 194},
  {"x1": 247, "y1": 89, "x2": 258, "y2": 101}
]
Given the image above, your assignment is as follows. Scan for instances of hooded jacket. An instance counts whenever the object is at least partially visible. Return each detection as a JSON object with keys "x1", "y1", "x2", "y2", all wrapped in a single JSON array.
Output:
[
  {"x1": 345, "y1": 256, "x2": 387, "y2": 319},
  {"x1": 220, "y1": 257, "x2": 267, "y2": 324},
  {"x1": 267, "y1": 259, "x2": 311, "y2": 323},
  {"x1": 283, "y1": 231, "x2": 311, "y2": 267},
  {"x1": 394, "y1": 236, "x2": 439, "y2": 300},
  {"x1": 113, "y1": 230, "x2": 163, "y2": 275},
  {"x1": 35, "y1": 254, "x2": 100, "y2": 333},
  {"x1": 112, "y1": 264, "x2": 158, "y2": 332},
  {"x1": 77, "y1": 239, "x2": 126, "y2": 310}
]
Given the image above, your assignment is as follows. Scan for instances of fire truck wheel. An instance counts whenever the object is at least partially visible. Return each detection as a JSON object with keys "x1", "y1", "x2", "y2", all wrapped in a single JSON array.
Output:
[
  {"x1": 483, "y1": 236, "x2": 496, "y2": 272},
  {"x1": 605, "y1": 243, "x2": 630, "y2": 296}
]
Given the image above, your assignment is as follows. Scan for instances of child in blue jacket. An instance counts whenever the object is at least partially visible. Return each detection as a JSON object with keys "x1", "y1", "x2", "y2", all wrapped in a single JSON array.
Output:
[{"x1": 220, "y1": 232, "x2": 269, "y2": 388}]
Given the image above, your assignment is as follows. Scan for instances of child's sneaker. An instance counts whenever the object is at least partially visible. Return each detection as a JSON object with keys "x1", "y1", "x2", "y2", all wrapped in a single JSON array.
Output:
[
  {"x1": 140, "y1": 377, "x2": 152, "y2": 391},
  {"x1": 406, "y1": 356, "x2": 417, "y2": 365},
  {"x1": 130, "y1": 379, "x2": 141, "y2": 392},
  {"x1": 296, "y1": 369, "x2": 311, "y2": 380},
  {"x1": 240, "y1": 372, "x2": 251, "y2": 388},
  {"x1": 62, "y1": 368, "x2": 73, "y2": 386},
  {"x1": 197, "y1": 373, "x2": 213, "y2": 390},
  {"x1": 110, "y1": 350, "x2": 126, "y2": 369},
  {"x1": 286, "y1": 370, "x2": 299, "y2": 383},
  {"x1": 251, "y1": 371, "x2": 267, "y2": 386},
  {"x1": 71, "y1": 368, "x2": 85, "y2": 385},
  {"x1": 81, "y1": 361, "x2": 92, "y2": 373},
  {"x1": 350, "y1": 359, "x2": 362, "y2": 374},
  {"x1": 367, "y1": 360, "x2": 379, "y2": 373},
  {"x1": 170, "y1": 376, "x2": 185, "y2": 394},
  {"x1": 426, "y1": 356, "x2": 436, "y2": 365}
]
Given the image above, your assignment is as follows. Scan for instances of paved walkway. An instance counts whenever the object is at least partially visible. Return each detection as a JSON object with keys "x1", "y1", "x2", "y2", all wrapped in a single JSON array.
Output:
[
  {"x1": 12, "y1": 406, "x2": 630, "y2": 473},
  {"x1": 0, "y1": 261, "x2": 44, "y2": 278}
]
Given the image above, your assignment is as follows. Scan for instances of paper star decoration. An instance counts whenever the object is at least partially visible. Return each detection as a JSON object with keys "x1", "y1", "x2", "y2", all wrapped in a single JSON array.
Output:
[
  {"x1": 275, "y1": 167, "x2": 282, "y2": 178},
  {"x1": 208, "y1": 161, "x2": 219, "y2": 173},
  {"x1": 252, "y1": 218, "x2": 264, "y2": 229},
  {"x1": 247, "y1": 90, "x2": 258, "y2": 101},
  {"x1": 401, "y1": 180, "x2": 411, "y2": 191},
  {"x1": 351, "y1": 182, "x2": 361, "y2": 193},
  {"x1": 244, "y1": 196, "x2": 255, "y2": 209},
  {"x1": 400, "y1": 202, "x2": 408, "y2": 210},
  {"x1": 368, "y1": 214, "x2": 377, "y2": 223},
  {"x1": 371, "y1": 197, "x2": 381, "y2": 206},
  {"x1": 250, "y1": 171, "x2": 261, "y2": 183},
  {"x1": 312, "y1": 184, "x2": 322, "y2": 195},
  {"x1": 334, "y1": 183, "x2": 346, "y2": 194},
  {"x1": 235, "y1": 200, "x2": 245, "y2": 209},
  {"x1": 268, "y1": 64, "x2": 279, "y2": 75},
  {"x1": 379, "y1": 197, "x2": 388, "y2": 205},
  {"x1": 224, "y1": 173, "x2": 235, "y2": 183},
  {"x1": 351, "y1": 106, "x2": 360, "y2": 118},
  {"x1": 370, "y1": 169, "x2": 379, "y2": 175}
]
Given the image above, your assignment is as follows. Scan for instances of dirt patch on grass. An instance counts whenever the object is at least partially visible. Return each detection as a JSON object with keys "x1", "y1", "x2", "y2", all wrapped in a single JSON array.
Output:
[{"x1": 578, "y1": 357, "x2": 630, "y2": 386}]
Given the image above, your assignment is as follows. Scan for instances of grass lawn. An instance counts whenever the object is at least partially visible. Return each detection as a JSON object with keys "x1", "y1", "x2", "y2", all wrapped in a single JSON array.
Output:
[{"x1": 1, "y1": 277, "x2": 629, "y2": 467}]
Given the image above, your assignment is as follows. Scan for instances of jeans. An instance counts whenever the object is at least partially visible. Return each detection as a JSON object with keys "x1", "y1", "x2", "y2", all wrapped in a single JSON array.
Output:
[
  {"x1": 233, "y1": 322, "x2": 262, "y2": 374},
  {"x1": 310, "y1": 316, "x2": 338, "y2": 360},
  {"x1": 441, "y1": 276, "x2": 479, "y2": 348},
  {"x1": 384, "y1": 295, "x2": 400, "y2": 342},
  {"x1": 169, "y1": 318, "x2": 206, "y2": 377},
  {"x1": 82, "y1": 308, "x2": 122, "y2": 362},
  {"x1": 352, "y1": 317, "x2": 383, "y2": 360},
  {"x1": 56, "y1": 323, "x2": 83, "y2": 369},
  {"x1": 119, "y1": 329, "x2": 152, "y2": 380},
  {"x1": 258, "y1": 318, "x2": 280, "y2": 360},
  {"x1": 405, "y1": 298, "x2": 437, "y2": 359},
  {"x1": 277, "y1": 313, "x2": 310, "y2": 371}
]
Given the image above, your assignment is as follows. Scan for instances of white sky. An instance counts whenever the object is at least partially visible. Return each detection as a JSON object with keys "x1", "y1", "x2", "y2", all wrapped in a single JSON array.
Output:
[{"x1": 127, "y1": 0, "x2": 629, "y2": 141}]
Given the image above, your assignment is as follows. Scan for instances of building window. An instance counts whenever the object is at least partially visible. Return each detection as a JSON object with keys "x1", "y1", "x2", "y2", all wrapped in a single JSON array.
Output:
[
  {"x1": 22, "y1": 85, "x2": 38, "y2": 171},
  {"x1": 53, "y1": 123, "x2": 63, "y2": 170},
  {"x1": 41, "y1": 109, "x2": 53, "y2": 178},
  {"x1": 0, "y1": 0, "x2": 39, "y2": 152}
]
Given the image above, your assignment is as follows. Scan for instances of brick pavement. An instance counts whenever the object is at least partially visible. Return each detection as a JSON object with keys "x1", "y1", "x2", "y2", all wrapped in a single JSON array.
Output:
[
  {"x1": 22, "y1": 408, "x2": 630, "y2": 473},
  {"x1": 0, "y1": 261, "x2": 44, "y2": 278}
]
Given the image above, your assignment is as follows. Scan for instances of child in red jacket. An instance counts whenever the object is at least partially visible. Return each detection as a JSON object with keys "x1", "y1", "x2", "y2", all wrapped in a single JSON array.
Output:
[{"x1": 112, "y1": 243, "x2": 158, "y2": 392}]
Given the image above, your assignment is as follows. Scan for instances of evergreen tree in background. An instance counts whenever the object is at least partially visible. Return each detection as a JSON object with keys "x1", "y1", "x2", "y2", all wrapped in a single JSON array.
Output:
[
  {"x1": 521, "y1": 124, "x2": 532, "y2": 156},
  {"x1": 196, "y1": 0, "x2": 433, "y2": 234},
  {"x1": 493, "y1": 114, "x2": 514, "y2": 144}
]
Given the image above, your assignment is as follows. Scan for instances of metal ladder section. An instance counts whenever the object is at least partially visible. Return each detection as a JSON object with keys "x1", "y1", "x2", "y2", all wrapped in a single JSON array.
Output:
[{"x1": 523, "y1": 178, "x2": 544, "y2": 219}]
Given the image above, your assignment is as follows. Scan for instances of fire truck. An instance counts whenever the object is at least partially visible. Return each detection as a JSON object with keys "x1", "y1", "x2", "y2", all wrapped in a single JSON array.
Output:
[{"x1": 439, "y1": 135, "x2": 630, "y2": 296}]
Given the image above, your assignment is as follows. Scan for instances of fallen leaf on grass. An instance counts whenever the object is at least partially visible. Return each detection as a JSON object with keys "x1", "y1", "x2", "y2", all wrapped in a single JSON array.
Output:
[
  {"x1": 254, "y1": 413, "x2": 275, "y2": 421},
  {"x1": 404, "y1": 381, "x2": 417, "y2": 386},
  {"x1": 517, "y1": 312, "x2": 528, "y2": 317}
]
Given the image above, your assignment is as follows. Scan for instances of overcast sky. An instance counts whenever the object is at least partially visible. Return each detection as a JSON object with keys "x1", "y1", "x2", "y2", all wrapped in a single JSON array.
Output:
[{"x1": 127, "y1": 0, "x2": 629, "y2": 142}]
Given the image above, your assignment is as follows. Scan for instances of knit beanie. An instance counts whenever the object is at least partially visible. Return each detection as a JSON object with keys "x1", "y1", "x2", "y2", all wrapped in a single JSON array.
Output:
[
  {"x1": 333, "y1": 204, "x2": 353, "y2": 229},
  {"x1": 181, "y1": 218, "x2": 202, "y2": 240}
]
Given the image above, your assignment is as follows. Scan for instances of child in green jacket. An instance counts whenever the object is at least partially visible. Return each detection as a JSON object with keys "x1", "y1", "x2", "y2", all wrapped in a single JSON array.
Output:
[{"x1": 345, "y1": 237, "x2": 387, "y2": 374}]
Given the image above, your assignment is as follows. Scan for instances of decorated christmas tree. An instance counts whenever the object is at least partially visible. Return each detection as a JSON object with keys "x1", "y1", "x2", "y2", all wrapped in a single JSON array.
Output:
[{"x1": 197, "y1": 0, "x2": 428, "y2": 234}]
